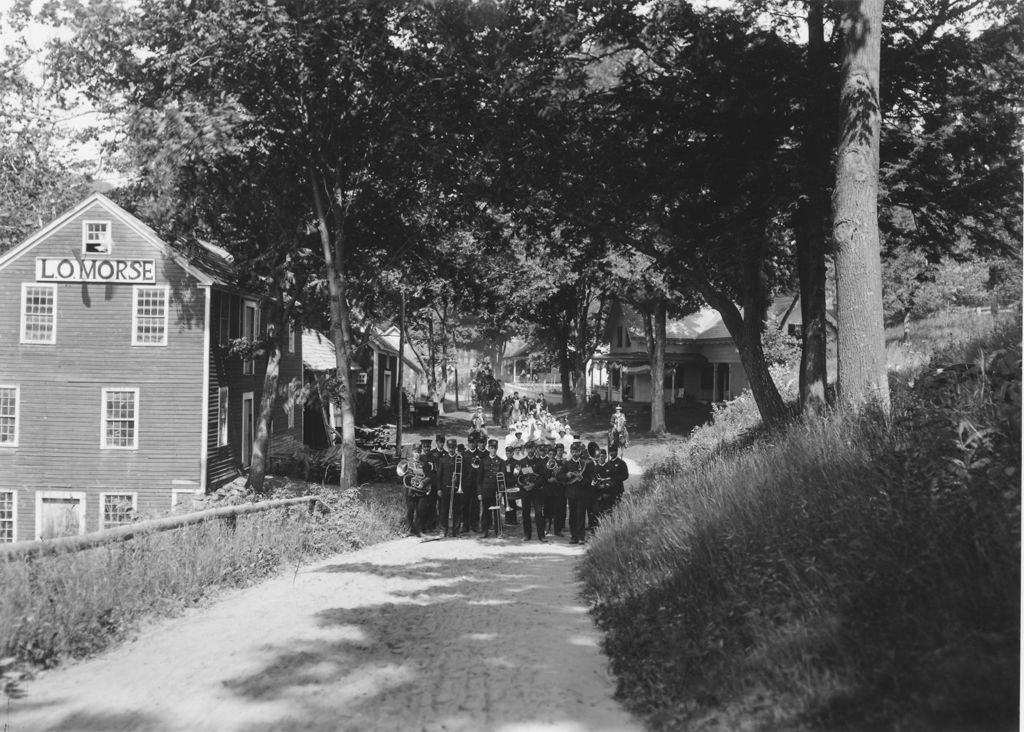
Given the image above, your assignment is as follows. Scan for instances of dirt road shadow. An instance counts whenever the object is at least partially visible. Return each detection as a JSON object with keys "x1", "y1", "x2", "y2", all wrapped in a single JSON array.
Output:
[{"x1": 221, "y1": 544, "x2": 633, "y2": 732}]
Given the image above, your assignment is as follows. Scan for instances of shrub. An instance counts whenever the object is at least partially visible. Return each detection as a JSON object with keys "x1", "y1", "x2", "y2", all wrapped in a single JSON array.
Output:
[
  {"x1": 0, "y1": 479, "x2": 404, "y2": 677},
  {"x1": 581, "y1": 312, "x2": 1021, "y2": 731}
]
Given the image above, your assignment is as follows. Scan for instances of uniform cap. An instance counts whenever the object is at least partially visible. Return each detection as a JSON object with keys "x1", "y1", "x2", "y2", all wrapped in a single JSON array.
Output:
[
  {"x1": 446, "y1": 438, "x2": 457, "y2": 448},
  {"x1": 487, "y1": 439, "x2": 498, "y2": 447}
]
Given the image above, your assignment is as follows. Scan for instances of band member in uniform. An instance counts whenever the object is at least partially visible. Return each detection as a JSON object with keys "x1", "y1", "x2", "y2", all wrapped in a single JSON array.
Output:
[
  {"x1": 437, "y1": 438, "x2": 464, "y2": 537},
  {"x1": 547, "y1": 442, "x2": 567, "y2": 536},
  {"x1": 558, "y1": 441, "x2": 595, "y2": 545},
  {"x1": 520, "y1": 442, "x2": 547, "y2": 542},
  {"x1": 462, "y1": 435, "x2": 484, "y2": 533},
  {"x1": 506, "y1": 444, "x2": 529, "y2": 526},
  {"x1": 418, "y1": 438, "x2": 439, "y2": 533},
  {"x1": 592, "y1": 448, "x2": 614, "y2": 524},
  {"x1": 404, "y1": 446, "x2": 433, "y2": 537},
  {"x1": 606, "y1": 446, "x2": 630, "y2": 507},
  {"x1": 480, "y1": 438, "x2": 505, "y2": 538}
]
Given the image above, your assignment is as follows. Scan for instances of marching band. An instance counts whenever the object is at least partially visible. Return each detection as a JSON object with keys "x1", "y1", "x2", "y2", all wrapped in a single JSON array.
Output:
[{"x1": 398, "y1": 400, "x2": 629, "y2": 542}]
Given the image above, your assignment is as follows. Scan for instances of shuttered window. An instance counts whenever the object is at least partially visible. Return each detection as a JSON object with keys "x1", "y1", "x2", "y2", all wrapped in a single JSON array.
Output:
[{"x1": 21, "y1": 284, "x2": 56, "y2": 344}]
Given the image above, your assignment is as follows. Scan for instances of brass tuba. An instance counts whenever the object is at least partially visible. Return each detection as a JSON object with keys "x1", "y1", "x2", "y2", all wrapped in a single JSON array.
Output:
[{"x1": 396, "y1": 455, "x2": 431, "y2": 496}]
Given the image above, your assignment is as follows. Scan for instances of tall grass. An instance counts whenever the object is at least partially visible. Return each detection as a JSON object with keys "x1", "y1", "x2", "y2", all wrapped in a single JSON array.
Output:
[
  {"x1": 581, "y1": 312, "x2": 1021, "y2": 731},
  {"x1": 0, "y1": 482, "x2": 405, "y2": 673}
]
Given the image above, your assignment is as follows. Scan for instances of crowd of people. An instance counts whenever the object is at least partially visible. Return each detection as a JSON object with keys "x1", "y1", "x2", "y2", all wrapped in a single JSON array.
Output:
[{"x1": 401, "y1": 397, "x2": 630, "y2": 544}]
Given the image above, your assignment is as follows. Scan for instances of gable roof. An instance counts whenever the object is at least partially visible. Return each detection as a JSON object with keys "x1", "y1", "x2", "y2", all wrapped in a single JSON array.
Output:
[
  {"x1": 303, "y1": 330, "x2": 338, "y2": 371},
  {"x1": 304, "y1": 327, "x2": 424, "y2": 375},
  {"x1": 372, "y1": 328, "x2": 423, "y2": 374},
  {"x1": 0, "y1": 192, "x2": 232, "y2": 288}
]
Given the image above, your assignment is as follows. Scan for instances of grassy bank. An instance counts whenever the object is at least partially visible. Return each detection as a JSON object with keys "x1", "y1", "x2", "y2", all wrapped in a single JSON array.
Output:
[
  {"x1": 0, "y1": 481, "x2": 404, "y2": 676},
  {"x1": 580, "y1": 312, "x2": 1021, "y2": 731}
]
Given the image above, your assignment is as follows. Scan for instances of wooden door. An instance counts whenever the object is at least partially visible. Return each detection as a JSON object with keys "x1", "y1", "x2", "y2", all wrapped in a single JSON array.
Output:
[{"x1": 38, "y1": 492, "x2": 86, "y2": 539}]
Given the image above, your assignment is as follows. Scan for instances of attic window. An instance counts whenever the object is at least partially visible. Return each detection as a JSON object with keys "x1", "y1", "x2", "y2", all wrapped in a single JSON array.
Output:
[
  {"x1": 83, "y1": 221, "x2": 111, "y2": 254},
  {"x1": 616, "y1": 326, "x2": 623, "y2": 348}
]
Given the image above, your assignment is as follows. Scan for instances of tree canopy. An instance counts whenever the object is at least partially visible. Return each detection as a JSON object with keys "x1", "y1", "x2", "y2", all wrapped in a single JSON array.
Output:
[{"x1": 17, "y1": 0, "x2": 1022, "y2": 446}]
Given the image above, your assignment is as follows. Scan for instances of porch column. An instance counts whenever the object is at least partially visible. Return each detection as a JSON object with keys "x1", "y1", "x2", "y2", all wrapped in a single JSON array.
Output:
[
  {"x1": 712, "y1": 362, "x2": 718, "y2": 403},
  {"x1": 371, "y1": 349, "x2": 379, "y2": 417},
  {"x1": 670, "y1": 368, "x2": 676, "y2": 405}
]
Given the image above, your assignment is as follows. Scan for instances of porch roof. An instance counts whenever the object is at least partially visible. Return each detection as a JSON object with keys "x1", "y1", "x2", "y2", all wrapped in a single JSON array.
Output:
[{"x1": 591, "y1": 352, "x2": 707, "y2": 366}]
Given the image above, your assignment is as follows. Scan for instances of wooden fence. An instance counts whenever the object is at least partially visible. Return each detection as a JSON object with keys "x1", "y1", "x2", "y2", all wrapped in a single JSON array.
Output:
[{"x1": 0, "y1": 495, "x2": 322, "y2": 561}]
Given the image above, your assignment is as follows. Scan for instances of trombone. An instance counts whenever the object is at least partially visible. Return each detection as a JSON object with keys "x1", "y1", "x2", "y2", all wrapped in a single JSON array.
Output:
[
  {"x1": 493, "y1": 470, "x2": 507, "y2": 537},
  {"x1": 448, "y1": 451, "x2": 463, "y2": 536}
]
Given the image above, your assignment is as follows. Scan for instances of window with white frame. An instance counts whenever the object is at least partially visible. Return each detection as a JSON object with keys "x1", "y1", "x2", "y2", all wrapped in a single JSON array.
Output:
[
  {"x1": 0, "y1": 490, "x2": 15, "y2": 543},
  {"x1": 0, "y1": 386, "x2": 18, "y2": 446},
  {"x1": 21, "y1": 284, "x2": 56, "y2": 344},
  {"x1": 82, "y1": 220, "x2": 111, "y2": 254},
  {"x1": 242, "y1": 300, "x2": 258, "y2": 375},
  {"x1": 100, "y1": 492, "x2": 136, "y2": 529},
  {"x1": 102, "y1": 388, "x2": 139, "y2": 449},
  {"x1": 132, "y1": 286, "x2": 169, "y2": 345},
  {"x1": 217, "y1": 386, "x2": 229, "y2": 446}
]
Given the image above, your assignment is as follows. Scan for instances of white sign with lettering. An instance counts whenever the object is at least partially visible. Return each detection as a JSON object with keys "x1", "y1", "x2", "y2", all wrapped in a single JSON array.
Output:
[{"x1": 36, "y1": 258, "x2": 156, "y2": 284}]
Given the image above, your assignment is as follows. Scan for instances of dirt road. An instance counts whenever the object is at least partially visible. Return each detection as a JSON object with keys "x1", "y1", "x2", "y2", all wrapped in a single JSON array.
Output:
[{"x1": 4, "y1": 534, "x2": 644, "y2": 732}]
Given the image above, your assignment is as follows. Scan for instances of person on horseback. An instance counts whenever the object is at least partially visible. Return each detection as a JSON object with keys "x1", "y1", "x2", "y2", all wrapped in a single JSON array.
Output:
[{"x1": 608, "y1": 404, "x2": 629, "y2": 455}]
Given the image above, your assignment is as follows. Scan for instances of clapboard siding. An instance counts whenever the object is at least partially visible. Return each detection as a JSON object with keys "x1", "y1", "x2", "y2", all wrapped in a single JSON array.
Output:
[
  {"x1": 0, "y1": 200, "x2": 205, "y2": 540},
  {"x1": 0, "y1": 196, "x2": 304, "y2": 540},
  {"x1": 205, "y1": 290, "x2": 304, "y2": 489}
]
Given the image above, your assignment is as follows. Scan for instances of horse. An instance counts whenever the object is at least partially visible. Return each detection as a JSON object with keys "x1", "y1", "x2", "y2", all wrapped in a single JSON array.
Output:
[{"x1": 607, "y1": 425, "x2": 629, "y2": 455}]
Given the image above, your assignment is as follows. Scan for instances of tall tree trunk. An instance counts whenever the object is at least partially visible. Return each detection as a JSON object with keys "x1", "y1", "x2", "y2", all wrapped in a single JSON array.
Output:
[
  {"x1": 247, "y1": 306, "x2": 285, "y2": 494},
  {"x1": 795, "y1": 1, "x2": 831, "y2": 412},
  {"x1": 642, "y1": 302, "x2": 667, "y2": 434},
  {"x1": 690, "y1": 239, "x2": 789, "y2": 430},
  {"x1": 833, "y1": 0, "x2": 890, "y2": 415},
  {"x1": 310, "y1": 168, "x2": 357, "y2": 488},
  {"x1": 558, "y1": 333, "x2": 575, "y2": 408},
  {"x1": 572, "y1": 365, "x2": 587, "y2": 407}
]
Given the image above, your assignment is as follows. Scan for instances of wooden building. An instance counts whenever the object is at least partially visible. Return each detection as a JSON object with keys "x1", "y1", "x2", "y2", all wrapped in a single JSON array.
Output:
[
  {"x1": 0, "y1": 193, "x2": 303, "y2": 542},
  {"x1": 302, "y1": 326, "x2": 424, "y2": 447},
  {"x1": 593, "y1": 300, "x2": 750, "y2": 406}
]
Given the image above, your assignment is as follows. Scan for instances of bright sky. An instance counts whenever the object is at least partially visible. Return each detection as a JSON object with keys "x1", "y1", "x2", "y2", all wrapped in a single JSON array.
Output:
[{"x1": 1, "y1": 1, "x2": 121, "y2": 181}]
